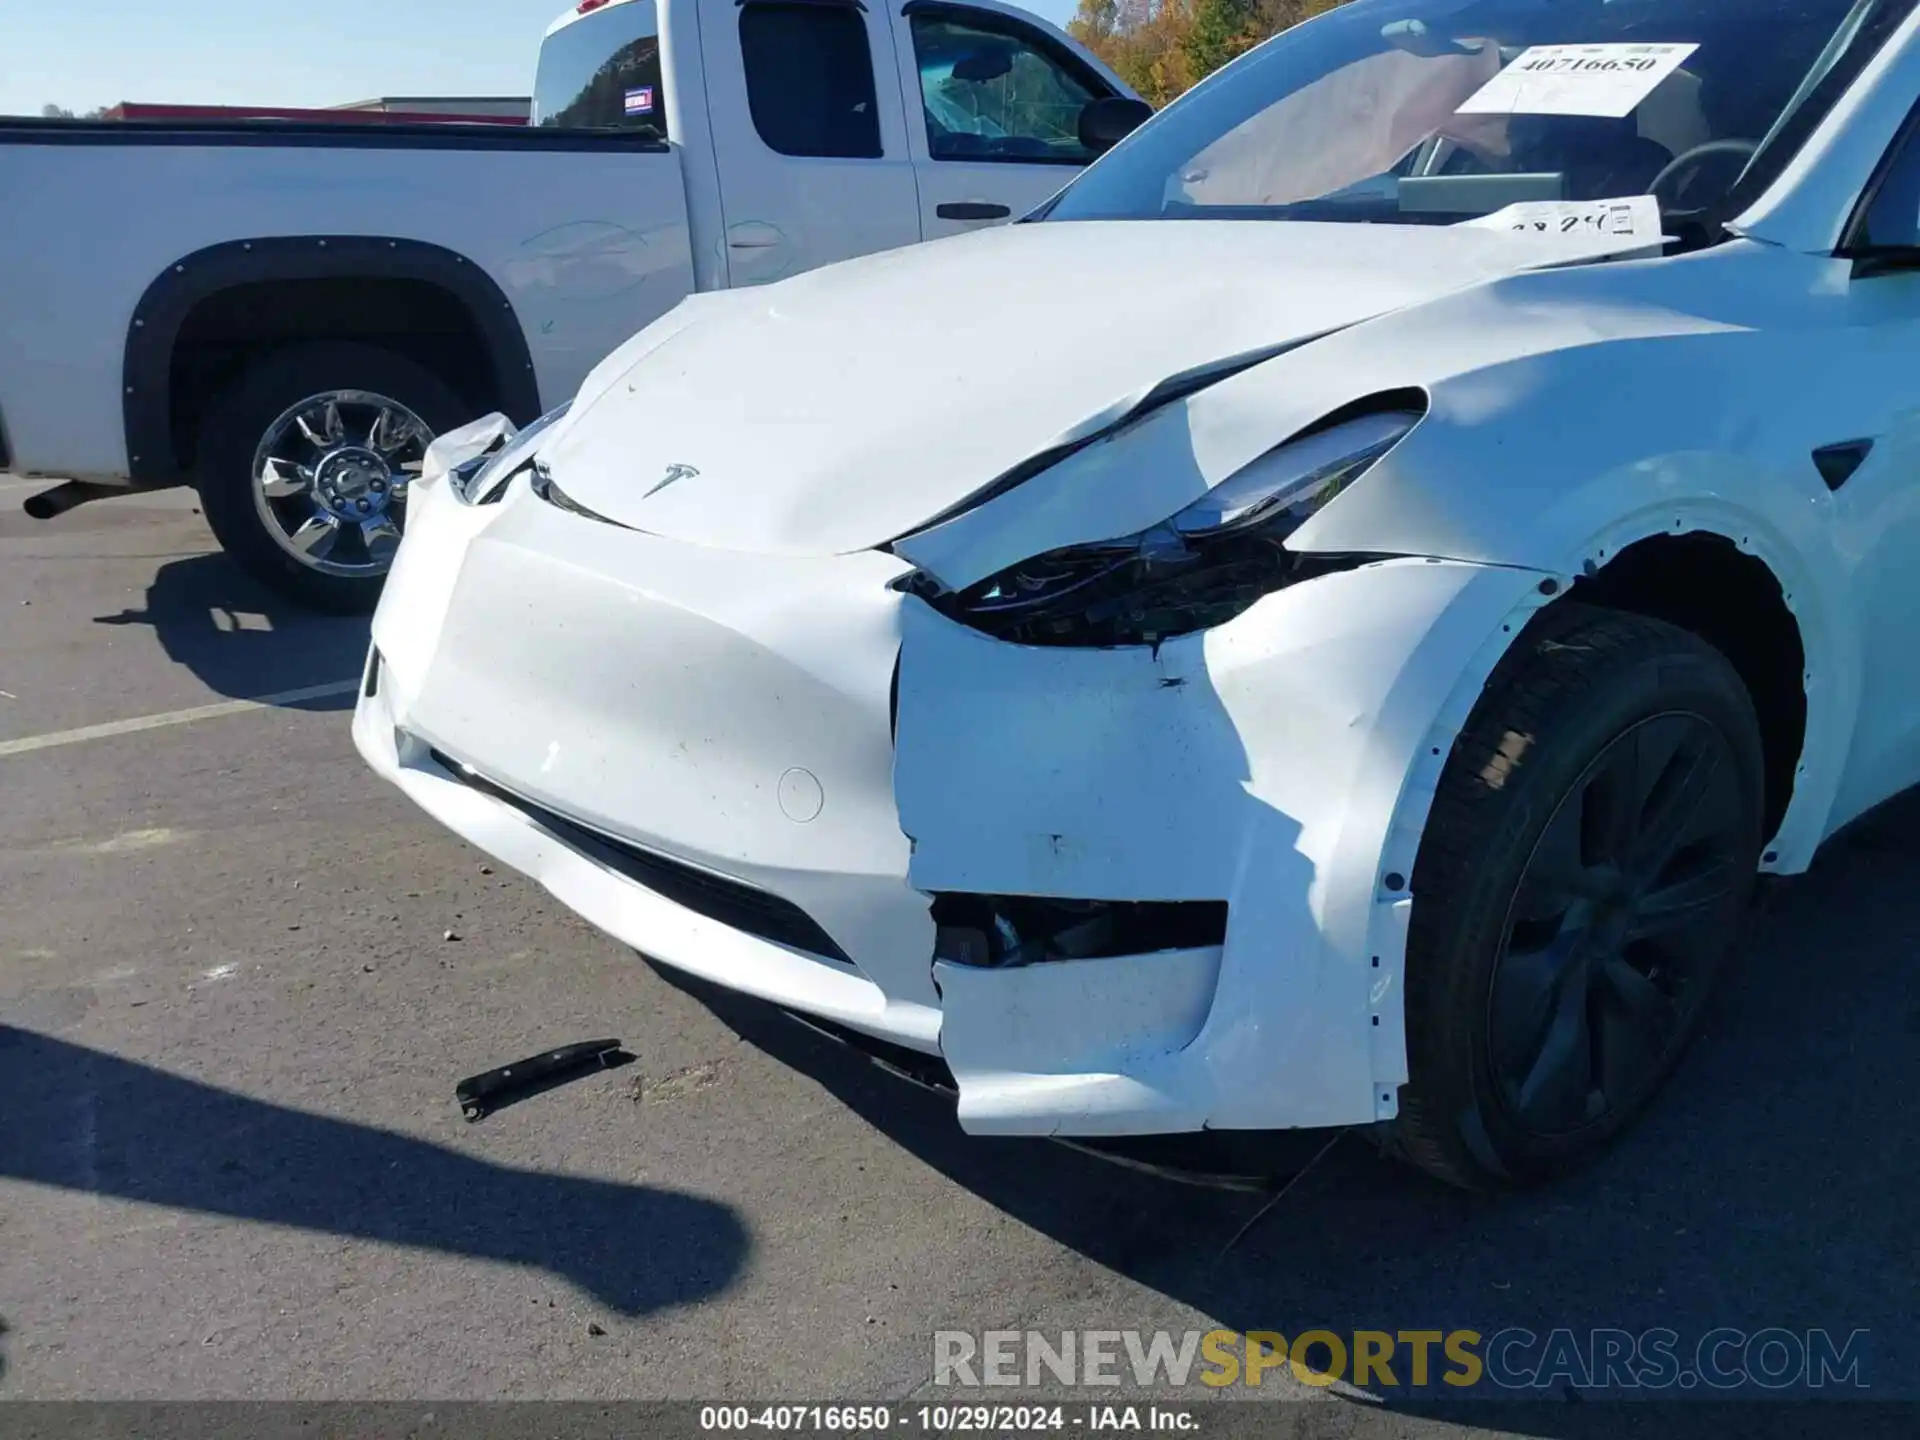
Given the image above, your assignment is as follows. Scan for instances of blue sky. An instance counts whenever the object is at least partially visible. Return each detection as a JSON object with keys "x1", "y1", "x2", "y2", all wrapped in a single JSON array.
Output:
[{"x1": 3, "y1": 0, "x2": 1082, "y2": 116}]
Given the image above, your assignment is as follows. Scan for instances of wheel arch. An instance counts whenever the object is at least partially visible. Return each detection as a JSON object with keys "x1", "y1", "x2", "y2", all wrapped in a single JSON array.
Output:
[
  {"x1": 1428, "y1": 508, "x2": 1852, "y2": 874},
  {"x1": 1563, "y1": 531, "x2": 1809, "y2": 849},
  {"x1": 123, "y1": 236, "x2": 543, "y2": 489},
  {"x1": 1344, "y1": 508, "x2": 1848, "y2": 1143}
]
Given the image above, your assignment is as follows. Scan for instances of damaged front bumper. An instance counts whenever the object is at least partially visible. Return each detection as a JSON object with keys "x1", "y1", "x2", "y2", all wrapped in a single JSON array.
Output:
[{"x1": 356, "y1": 468, "x2": 1550, "y2": 1137}]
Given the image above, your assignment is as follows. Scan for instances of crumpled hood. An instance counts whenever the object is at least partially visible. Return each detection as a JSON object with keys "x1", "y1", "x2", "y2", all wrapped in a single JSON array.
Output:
[{"x1": 538, "y1": 220, "x2": 1609, "y2": 556}]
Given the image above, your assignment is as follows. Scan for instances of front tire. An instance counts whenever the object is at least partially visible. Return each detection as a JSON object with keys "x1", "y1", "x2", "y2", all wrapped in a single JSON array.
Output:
[
  {"x1": 196, "y1": 342, "x2": 470, "y2": 613},
  {"x1": 1390, "y1": 604, "x2": 1766, "y2": 1190}
]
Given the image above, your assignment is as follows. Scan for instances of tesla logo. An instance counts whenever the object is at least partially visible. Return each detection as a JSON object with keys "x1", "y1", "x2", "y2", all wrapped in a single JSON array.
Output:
[{"x1": 645, "y1": 463, "x2": 700, "y2": 497}]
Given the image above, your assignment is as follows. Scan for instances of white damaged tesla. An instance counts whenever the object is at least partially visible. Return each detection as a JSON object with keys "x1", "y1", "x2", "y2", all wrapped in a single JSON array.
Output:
[{"x1": 356, "y1": 0, "x2": 1920, "y2": 1187}]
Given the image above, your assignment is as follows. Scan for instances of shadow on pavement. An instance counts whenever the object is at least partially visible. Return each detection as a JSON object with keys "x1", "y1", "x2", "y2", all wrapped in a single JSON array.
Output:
[
  {"x1": 0, "y1": 1025, "x2": 748, "y2": 1318},
  {"x1": 655, "y1": 790, "x2": 1920, "y2": 1430},
  {"x1": 92, "y1": 553, "x2": 368, "y2": 708}
]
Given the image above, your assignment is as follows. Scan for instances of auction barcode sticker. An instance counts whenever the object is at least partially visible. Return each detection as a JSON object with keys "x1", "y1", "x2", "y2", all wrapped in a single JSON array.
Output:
[{"x1": 1457, "y1": 42, "x2": 1699, "y2": 118}]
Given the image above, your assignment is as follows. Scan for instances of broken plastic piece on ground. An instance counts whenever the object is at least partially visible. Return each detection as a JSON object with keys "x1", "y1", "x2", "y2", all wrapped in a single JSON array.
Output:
[{"x1": 455, "y1": 1038, "x2": 634, "y2": 1121}]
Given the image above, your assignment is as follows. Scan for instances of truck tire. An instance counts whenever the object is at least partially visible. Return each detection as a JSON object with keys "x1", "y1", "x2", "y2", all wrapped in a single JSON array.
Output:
[
  {"x1": 196, "y1": 342, "x2": 471, "y2": 613},
  {"x1": 1389, "y1": 604, "x2": 1765, "y2": 1190}
]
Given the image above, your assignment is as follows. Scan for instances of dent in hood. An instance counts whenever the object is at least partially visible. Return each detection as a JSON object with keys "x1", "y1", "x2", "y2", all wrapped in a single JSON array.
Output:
[{"x1": 538, "y1": 220, "x2": 1640, "y2": 556}]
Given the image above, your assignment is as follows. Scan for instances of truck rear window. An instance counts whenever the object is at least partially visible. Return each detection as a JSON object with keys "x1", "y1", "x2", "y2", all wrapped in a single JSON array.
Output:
[{"x1": 533, "y1": 0, "x2": 670, "y2": 136}]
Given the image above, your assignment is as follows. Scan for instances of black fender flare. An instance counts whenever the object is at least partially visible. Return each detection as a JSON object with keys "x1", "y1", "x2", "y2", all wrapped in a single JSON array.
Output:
[{"x1": 123, "y1": 235, "x2": 542, "y2": 488}]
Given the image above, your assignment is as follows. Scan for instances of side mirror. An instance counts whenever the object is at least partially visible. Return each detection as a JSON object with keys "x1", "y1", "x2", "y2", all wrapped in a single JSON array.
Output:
[
  {"x1": 1078, "y1": 96, "x2": 1152, "y2": 155},
  {"x1": 951, "y1": 47, "x2": 1015, "y2": 82}
]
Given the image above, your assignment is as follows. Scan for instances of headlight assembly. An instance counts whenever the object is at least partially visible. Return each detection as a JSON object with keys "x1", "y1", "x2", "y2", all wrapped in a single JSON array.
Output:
[
  {"x1": 457, "y1": 401, "x2": 573, "y2": 504},
  {"x1": 904, "y1": 409, "x2": 1418, "y2": 647}
]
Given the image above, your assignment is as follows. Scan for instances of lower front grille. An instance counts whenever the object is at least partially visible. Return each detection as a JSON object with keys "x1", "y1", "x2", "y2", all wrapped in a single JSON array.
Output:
[{"x1": 428, "y1": 748, "x2": 853, "y2": 965}]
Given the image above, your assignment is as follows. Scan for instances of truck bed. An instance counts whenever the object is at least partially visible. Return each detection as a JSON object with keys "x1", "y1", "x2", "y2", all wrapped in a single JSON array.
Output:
[{"x1": 0, "y1": 117, "x2": 694, "y2": 482}]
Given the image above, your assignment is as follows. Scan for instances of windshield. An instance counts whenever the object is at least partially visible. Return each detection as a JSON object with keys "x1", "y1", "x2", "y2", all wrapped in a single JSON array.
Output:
[
  {"x1": 1044, "y1": 0, "x2": 1913, "y2": 229},
  {"x1": 532, "y1": 0, "x2": 668, "y2": 136}
]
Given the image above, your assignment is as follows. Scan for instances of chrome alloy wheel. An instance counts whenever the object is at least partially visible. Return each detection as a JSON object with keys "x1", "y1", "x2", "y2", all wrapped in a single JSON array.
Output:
[{"x1": 250, "y1": 390, "x2": 433, "y2": 577}]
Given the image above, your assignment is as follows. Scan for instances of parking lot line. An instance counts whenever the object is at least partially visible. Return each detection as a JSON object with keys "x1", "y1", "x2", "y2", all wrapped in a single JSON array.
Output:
[{"x1": 0, "y1": 679, "x2": 359, "y2": 759}]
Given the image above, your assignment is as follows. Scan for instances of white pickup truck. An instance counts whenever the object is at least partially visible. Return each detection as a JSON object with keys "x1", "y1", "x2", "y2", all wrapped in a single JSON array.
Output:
[{"x1": 0, "y1": 0, "x2": 1144, "y2": 609}]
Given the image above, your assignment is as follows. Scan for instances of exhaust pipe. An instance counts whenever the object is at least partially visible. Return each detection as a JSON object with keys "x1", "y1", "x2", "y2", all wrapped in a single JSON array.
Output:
[{"x1": 21, "y1": 480, "x2": 132, "y2": 519}]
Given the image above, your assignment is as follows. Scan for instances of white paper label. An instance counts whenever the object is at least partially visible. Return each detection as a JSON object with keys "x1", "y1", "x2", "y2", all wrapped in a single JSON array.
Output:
[
  {"x1": 1460, "y1": 195, "x2": 1669, "y2": 258},
  {"x1": 1456, "y1": 43, "x2": 1699, "y2": 118}
]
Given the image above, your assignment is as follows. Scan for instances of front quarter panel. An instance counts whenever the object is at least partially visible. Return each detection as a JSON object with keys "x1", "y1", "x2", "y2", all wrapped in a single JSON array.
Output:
[
  {"x1": 1288, "y1": 253, "x2": 1866, "y2": 867},
  {"x1": 894, "y1": 240, "x2": 1874, "y2": 1136},
  {"x1": 897, "y1": 243, "x2": 1862, "y2": 874}
]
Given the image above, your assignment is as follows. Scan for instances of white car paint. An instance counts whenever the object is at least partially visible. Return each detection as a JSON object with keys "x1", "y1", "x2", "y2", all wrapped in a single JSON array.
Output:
[
  {"x1": 533, "y1": 218, "x2": 1651, "y2": 556},
  {"x1": 358, "y1": 3, "x2": 1920, "y2": 1140},
  {"x1": 0, "y1": 0, "x2": 1130, "y2": 486}
]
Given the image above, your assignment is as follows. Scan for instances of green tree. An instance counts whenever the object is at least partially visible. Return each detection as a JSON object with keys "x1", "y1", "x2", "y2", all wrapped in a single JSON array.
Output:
[
  {"x1": 1070, "y1": 0, "x2": 1349, "y2": 105},
  {"x1": 1181, "y1": 0, "x2": 1260, "y2": 86}
]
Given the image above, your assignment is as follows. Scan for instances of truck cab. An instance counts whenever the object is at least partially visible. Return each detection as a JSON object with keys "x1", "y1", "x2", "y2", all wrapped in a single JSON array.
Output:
[{"x1": 535, "y1": 0, "x2": 1130, "y2": 286}]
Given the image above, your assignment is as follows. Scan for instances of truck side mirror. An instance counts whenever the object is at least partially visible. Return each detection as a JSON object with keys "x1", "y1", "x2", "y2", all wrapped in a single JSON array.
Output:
[
  {"x1": 951, "y1": 47, "x2": 1015, "y2": 82},
  {"x1": 1078, "y1": 97, "x2": 1152, "y2": 155}
]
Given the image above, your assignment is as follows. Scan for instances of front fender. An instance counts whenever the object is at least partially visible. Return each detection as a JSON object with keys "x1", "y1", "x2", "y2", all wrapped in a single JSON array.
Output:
[
  {"x1": 1289, "y1": 334, "x2": 1856, "y2": 873},
  {"x1": 899, "y1": 240, "x2": 1858, "y2": 884}
]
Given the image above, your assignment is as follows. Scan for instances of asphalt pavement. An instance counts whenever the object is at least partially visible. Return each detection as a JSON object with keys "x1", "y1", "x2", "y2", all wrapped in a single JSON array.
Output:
[{"x1": 1, "y1": 476, "x2": 1915, "y2": 1432}]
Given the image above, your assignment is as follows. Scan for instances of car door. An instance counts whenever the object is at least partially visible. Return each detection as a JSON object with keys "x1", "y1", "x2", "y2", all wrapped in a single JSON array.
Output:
[
  {"x1": 890, "y1": 0, "x2": 1130, "y2": 239},
  {"x1": 697, "y1": 0, "x2": 923, "y2": 286}
]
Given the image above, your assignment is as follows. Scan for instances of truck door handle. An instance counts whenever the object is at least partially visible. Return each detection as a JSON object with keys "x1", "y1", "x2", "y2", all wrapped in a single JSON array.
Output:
[
  {"x1": 936, "y1": 202, "x2": 1011, "y2": 221},
  {"x1": 726, "y1": 221, "x2": 785, "y2": 249}
]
